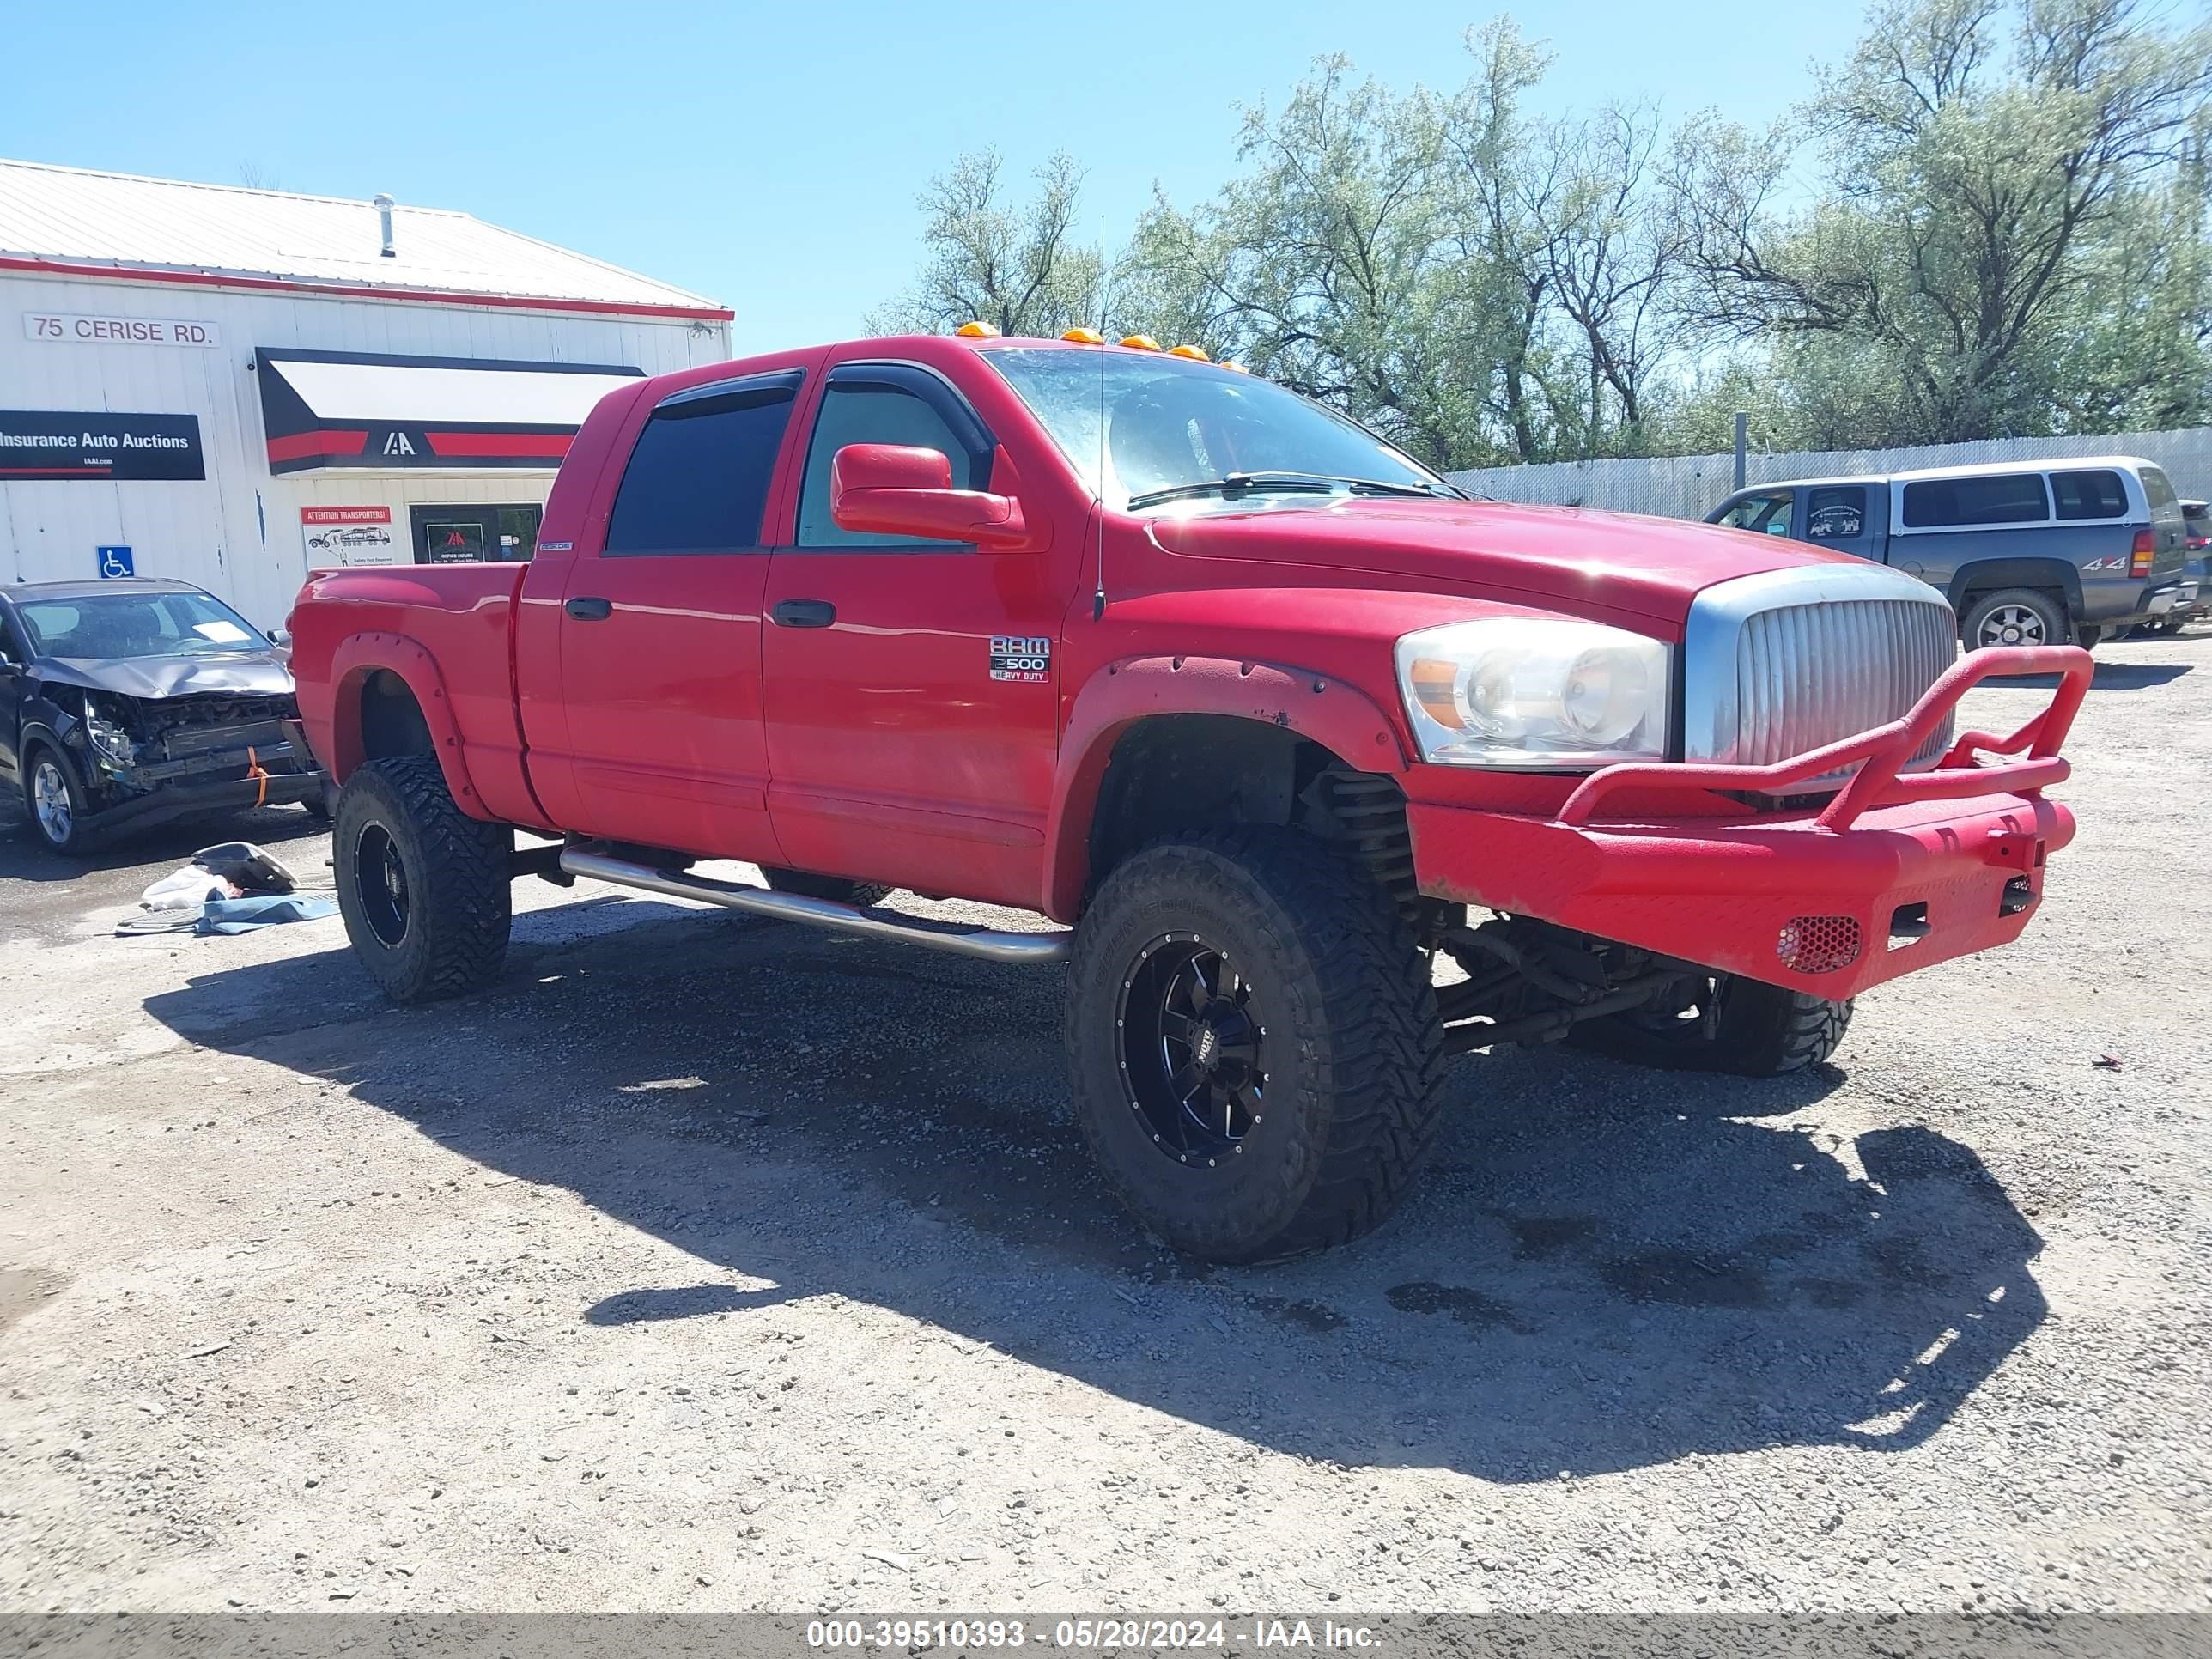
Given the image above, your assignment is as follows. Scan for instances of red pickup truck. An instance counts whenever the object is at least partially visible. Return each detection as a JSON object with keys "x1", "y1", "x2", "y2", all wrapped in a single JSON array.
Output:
[{"x1": 286, "y1": 331, "x2": 2089, "y2": 1263}]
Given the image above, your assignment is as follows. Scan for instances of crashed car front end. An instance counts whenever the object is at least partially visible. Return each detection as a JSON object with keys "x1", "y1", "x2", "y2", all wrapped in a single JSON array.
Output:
[{"x1": 46, "y1": 681, "x2": 321, "y2": 836}]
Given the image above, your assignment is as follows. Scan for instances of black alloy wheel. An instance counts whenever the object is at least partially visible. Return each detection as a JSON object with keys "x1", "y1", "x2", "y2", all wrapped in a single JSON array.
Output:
[
  {"x1": 354, "y1": 821, "x2": 410, "y2": 947},
  {"x1": 1116, "y1": 933, "x2": 1267, "y2": 1167},
  {"x1": 1065, "y1": 828, "x2": 1445, "y2": 1262}
]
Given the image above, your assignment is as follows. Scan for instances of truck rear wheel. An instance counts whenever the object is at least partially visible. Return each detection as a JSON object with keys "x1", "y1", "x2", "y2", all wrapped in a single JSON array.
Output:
[
  {"x1": 1960, "y1": 588, "x2": 2068, "y2": 651},
  {"x1": 760, "y1": 866, "x2": 894, "y2": 908},
  {"x1": 1065, "y1": 829, "x2": 1445, "y2": 1263},
  {"x1": 333, "y1": 756, "x2": 511, "y2": 1005},
  {"x1": 1568, "y1": 974, "x2": 1850, "y2": 1077}
]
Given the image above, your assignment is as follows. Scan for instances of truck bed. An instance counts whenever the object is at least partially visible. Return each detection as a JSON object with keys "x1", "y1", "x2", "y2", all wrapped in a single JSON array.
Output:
[{"x1": 288, "y1": 562, "x2": 546, "y2": 829}]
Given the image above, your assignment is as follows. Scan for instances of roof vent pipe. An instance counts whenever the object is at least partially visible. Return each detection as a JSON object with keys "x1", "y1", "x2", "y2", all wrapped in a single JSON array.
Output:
[{"x1": 373, "y1": 192, "x2": 396, "y2": 258}]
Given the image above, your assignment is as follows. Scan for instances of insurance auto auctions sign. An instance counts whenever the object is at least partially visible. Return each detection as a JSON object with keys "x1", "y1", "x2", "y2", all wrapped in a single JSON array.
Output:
[{"x1": 0, "y1": 410, "x2": 206, "y2": 481}]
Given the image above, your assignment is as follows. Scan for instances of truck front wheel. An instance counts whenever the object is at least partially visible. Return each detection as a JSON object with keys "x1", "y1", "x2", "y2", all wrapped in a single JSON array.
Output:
[
  {"x1": 1568, "y1": 974, "x2": 1850, "y2": 1077},
  {"x1": 333, "y1": 756, "x2": 511, "y2": 1005},
  {"x1": 1065, "y1": 829, "x2": 1445, "y2": 1263}
]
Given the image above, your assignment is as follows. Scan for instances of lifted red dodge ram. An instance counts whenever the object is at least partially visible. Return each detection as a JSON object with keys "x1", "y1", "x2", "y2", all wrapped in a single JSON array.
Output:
[{"x1": 286, "y1": 331, "x2": 2088, "y2": 1263}]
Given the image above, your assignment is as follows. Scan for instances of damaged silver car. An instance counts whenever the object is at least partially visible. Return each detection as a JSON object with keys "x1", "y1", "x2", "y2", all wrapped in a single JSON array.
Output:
[{"x1": 0, "y1": 579, "x2": 325, "y2": 854}]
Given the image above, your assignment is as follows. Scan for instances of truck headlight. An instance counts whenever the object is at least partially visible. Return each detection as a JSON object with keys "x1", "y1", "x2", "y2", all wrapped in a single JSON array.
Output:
[
  {"x1": 1394, "y1": 619, "x2": 1671, "y2": 769},
  {"x1": 83, "y1": 697, "x2": 139, "y2": 768}
]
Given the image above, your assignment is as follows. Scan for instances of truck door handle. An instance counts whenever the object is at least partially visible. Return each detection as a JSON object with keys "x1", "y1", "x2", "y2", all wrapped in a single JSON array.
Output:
[
  {"x1": 565, "y1": 596, "x2": 612, "y2": 622},
  {"x1": 772, "y1": 599, "x2": 837, "y2": 629}
]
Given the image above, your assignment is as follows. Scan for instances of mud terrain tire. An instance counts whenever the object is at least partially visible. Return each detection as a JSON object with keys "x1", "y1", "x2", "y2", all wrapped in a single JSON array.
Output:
[
  {"x1": 1066, "y1": 829, "x2": 1444, "y2": 1263},
  {"x1": 1569, "y1": 975, "x2": 1851, "y2": 1076},
  {"x1": 333, "y1": 756, "x2": 510, "y2": 1005},
  {"x1": 760, "y1": 866, "x2": 894, "y2": 908}
]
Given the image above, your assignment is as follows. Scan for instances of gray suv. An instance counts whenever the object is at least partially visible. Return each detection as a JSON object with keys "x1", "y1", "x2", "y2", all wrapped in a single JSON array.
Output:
[{"x1": 1705, "y1": 455, "x2": 2190, "y2": 649}]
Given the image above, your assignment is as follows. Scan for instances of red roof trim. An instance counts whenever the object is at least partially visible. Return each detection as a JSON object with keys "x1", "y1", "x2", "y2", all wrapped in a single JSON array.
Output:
[
  {"x1": 268, "y1": 428, "x2": 368, "y2": 463},
  {"x1": 0, "y1": 254, "x2": 734, "y2": 322}
]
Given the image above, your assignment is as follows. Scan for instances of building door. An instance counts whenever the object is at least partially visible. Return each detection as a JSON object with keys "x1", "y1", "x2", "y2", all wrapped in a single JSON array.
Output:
[{"x1": 408, "y1": 503, "x2": 543, "y2": 564}]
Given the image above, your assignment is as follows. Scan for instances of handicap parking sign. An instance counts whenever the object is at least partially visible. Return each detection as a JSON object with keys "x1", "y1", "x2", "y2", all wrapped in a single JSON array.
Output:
[{"x1": 97, "y1": 545, "x2": 134, "y2": 579}]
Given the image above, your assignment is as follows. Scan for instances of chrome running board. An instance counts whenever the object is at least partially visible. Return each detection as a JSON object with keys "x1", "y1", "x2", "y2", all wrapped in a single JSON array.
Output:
[{"x1": 559, "y1": 848, "x2": 1072, "y2": 965}]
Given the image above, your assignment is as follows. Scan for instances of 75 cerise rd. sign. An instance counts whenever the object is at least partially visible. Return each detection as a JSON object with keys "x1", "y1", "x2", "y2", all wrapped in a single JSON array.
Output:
[{"x1": 23, "y1": 313, "x2": 222, "y2": 348}]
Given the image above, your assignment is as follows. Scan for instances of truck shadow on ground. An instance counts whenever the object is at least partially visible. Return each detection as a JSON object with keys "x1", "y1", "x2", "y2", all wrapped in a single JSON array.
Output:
[
  {"x1": 143, "y1": 897, "x2": 2045, "y2": 1484},
  {"x1": 1997, "y1": 660, "x2": 2191, "y2": 692},
  {"x1": 2083, "y1": 660, "x2": 2191, "y2": 690}
]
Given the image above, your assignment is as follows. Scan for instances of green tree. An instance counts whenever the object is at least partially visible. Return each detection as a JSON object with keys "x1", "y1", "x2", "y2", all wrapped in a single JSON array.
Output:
[
  {"x1": 1671, "y1": 0, "x2": 2212, "y2": 442},
  {"x1": 1536, "y1": 101, "x2": 1690, "y2": 454},
  {"x1": 873, "y1": 3, "x2": 2212, "y2": 466},
  {"x1": 866, "y1": 149, "x2": 1103, "y2": 339},
  {"x1": 1426, "y1": 20, "x2": 1571, "y2": 463},
  {"x1": 1115, "y1": 27, "x2": 1601, "y2": 469},
  {"x1": 1198, "y1": 56, "x2": 1476, "y2": 465}
]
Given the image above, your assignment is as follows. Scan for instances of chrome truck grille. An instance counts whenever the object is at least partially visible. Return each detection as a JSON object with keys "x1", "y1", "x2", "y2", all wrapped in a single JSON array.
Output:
[{"x1": 1682, "y1": 565, "x2": 1959, "y2": 781}]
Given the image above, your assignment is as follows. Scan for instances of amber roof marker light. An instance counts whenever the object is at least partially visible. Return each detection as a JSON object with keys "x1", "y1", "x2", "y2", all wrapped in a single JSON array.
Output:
[
  {"x1": 1062, "y1": 327, "x2": 1104, "y2": 344},
  {"x1": 1168, "y1": 344, "x2": 1210, "y2": 361},
  {"x1": 1118, "y1": 334, "x2": 1162, "y2": 351},
  {"x1": 955, "y1": 321, "x2": 1001, "y2": 338}
]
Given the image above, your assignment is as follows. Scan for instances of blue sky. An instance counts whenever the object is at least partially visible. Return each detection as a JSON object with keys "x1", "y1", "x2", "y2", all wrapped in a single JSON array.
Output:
[{"x1": 2, "y1": 1, "x2": 1864, "y2": 352}]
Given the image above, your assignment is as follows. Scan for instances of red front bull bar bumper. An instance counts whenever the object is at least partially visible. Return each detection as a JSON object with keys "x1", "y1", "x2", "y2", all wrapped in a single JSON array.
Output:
[{"x1": 1406, "y1": 645, "x2": 2091, "y2": 1000}]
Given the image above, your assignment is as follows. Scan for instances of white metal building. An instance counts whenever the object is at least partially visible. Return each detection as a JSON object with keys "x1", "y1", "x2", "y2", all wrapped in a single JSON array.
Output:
[{"x1": 0, "y1": 159, "x2": 731, "y2": 627}]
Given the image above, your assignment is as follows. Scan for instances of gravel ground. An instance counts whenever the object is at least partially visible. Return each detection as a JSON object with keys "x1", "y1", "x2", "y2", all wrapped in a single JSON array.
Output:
[{"x1": 2, "y1": 633, "x2": 2209, "y2": 1616}]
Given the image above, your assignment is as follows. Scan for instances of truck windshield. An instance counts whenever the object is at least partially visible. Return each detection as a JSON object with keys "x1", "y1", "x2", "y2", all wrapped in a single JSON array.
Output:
[
  {"x1": 983, "y1": 348, "x2": 1459, "y2": 511},
  {"x1": 17, "y1": 590, "x2": 265, "y2": 659}
]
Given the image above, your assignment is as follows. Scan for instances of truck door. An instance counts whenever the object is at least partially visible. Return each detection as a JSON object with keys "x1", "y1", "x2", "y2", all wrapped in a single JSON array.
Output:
[
  {"x1": 759, "y1": 360, "x2": 1066, "y2": 910},
  {"x1": 544, "y1": 368, "x2": 805, "y2": 860},
  {"x1": 1800, "y1": 484, "x2": 1880, "y2": 561}
]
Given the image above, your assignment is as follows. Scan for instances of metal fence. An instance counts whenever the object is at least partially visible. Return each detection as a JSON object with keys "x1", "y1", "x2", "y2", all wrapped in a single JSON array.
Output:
[{"x1": 1443, "y1": 428, "x2": 2212, "y2": 520}]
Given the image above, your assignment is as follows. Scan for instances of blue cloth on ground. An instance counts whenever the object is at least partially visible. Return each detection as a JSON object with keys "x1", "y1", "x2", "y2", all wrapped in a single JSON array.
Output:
[{"x1": 195, "y1": 895, "x2": 340, "y2": 935}]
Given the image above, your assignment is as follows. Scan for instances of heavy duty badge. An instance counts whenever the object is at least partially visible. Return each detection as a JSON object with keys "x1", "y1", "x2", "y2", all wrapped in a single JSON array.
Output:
[{"x1": 989, "y1": 635, "x2": 1052, "y2": 684}]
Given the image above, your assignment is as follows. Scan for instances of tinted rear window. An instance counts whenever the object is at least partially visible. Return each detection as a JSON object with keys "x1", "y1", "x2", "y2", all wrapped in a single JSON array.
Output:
[
  {"x1": 2050, "y1": 469, "x2": 2128, "y2": 520},
  {"x1": 605, "y1": 380, "x2": 799, "y2": 555},
  {"x1": 1900, "y1": 473, "x2": 2050, "y2": 529},
  {"x1": 2142, "y1": 465, "x2": 2179, "y2": 514}
]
